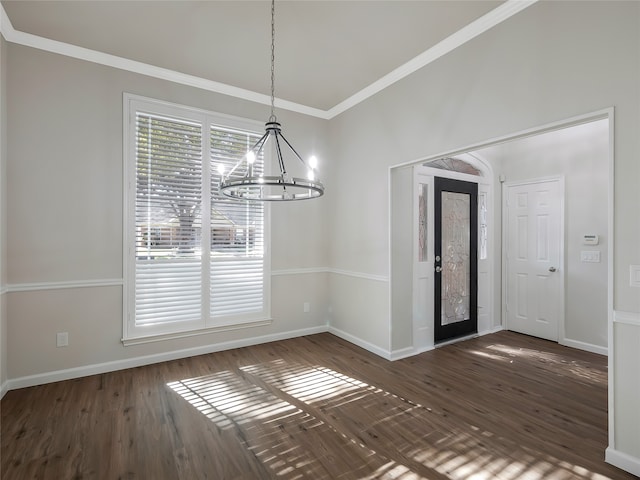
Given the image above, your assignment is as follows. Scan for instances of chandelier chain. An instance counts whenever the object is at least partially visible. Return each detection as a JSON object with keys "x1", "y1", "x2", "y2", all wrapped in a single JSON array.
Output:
[
  {"x1": 269, "y1": 0, "x2": 276, "y2": 122},
  {"x1": 219, "y1": 0, "x2": 324, "y2": 201}
]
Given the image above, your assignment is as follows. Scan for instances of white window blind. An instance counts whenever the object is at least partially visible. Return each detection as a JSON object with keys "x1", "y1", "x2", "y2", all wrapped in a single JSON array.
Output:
[
  {"x1": 125, "y1": 95, "x2": 269, "y2": 342},
  {"x1": 135, "y1": 113, "x2": 203, "y2": 328},
  {"x1": 210, "y1": 127, "x2": 265, "y2": 318}
]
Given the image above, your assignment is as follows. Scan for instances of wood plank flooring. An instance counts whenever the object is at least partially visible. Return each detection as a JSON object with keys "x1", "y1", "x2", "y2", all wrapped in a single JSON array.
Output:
[{"x1": 1, "y1": 331, "x2": 637, "y2": 479}]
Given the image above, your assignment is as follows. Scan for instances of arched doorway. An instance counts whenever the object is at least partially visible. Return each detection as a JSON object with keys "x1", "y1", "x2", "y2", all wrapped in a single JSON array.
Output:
[{"x1": 411, "y1": 154, "x2": 494, "y2": 350}]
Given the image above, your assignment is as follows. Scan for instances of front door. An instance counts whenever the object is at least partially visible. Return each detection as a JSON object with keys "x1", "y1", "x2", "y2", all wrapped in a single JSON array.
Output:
[
  {"x1": 505, "y1": 178, "x2": 563, "y2": 341},
  {"x1": 434, "y1": 177, "x2": 478, "y2": 343}
]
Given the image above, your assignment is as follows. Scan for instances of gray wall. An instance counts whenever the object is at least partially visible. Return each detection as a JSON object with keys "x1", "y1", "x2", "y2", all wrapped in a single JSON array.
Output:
[
  {"x1": 326, "y1": 0, "x2": 639, "y2": 463},
  {"x1": 2, "y1": 0, "x2": 639, "y2": 471},
  {"x1": 5, "y1": 43, "x2": 330, "y2": 380}
]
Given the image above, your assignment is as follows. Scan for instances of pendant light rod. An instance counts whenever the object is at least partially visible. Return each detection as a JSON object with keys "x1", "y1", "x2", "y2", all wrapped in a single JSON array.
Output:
[
  {"x1": 270, "y1": 0, "x2": 276, "y2": 121},
  {"x1": 219, "y1": 0, "x2": 325, "y2": 201}
]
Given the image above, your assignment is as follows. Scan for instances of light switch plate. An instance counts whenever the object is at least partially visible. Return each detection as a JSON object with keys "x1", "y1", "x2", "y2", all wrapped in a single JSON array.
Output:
[
  {"x1": 56, "y1": 332, "x2": 69, "y2": 347},
  {"x1": 580, "y1": 251, "x2": 601, "y2": 263}
]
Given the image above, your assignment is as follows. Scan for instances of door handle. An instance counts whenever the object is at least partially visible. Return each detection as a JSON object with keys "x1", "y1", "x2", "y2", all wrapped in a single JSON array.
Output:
[
  {"x1": 435, "y1": 266, "x2": 443, "y2": 273},
  {"x1": 549, "y1": 266, "x2": 557, "y2": 272}
]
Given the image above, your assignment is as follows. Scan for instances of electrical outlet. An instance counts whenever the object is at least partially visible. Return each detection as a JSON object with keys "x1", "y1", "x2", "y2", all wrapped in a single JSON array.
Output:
[
  {"x1": 56, "y1": 332, "x2": 69, "y2": 347},
  {"x1": 303, "y1": 302, "x2": 310, "y2": 313}
]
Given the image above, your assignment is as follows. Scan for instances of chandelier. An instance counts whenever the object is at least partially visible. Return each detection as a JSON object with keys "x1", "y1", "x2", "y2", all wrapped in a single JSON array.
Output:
[{"x1": 219, "y1": 0, "x2": 325, "y2": 201}]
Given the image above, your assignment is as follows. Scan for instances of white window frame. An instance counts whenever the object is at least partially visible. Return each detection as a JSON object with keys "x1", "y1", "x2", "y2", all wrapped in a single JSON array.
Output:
[{"x1": 122, "y1": 94, "x2": 271, "y2": 345}]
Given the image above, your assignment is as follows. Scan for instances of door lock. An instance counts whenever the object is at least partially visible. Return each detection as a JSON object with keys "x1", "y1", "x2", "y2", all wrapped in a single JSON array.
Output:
[
  {"x1": 549, "y1": 266, "x2": 557, "y2": 272},
  {"x1": 435, "y1": 266, "x2": 443, "y2": 273}
]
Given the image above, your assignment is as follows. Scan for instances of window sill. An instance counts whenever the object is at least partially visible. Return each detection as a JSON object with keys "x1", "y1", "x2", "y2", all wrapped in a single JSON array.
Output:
[{"x1": 121, "y1": 317, "x2": 273, "y2": 346}]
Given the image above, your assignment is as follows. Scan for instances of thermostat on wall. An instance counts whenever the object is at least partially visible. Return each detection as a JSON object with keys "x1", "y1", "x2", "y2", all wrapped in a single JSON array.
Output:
[{"x1": 583, "y1": 234, "x2": 599, "y2": 245}]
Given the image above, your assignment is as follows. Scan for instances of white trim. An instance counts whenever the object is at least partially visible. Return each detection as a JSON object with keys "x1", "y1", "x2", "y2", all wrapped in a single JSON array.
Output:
[
  {"x1": 389, "y1": 325, "x2": 503, "y2": 362},
  {"x1": 606, "y1": 112, "x2": 615, "y2": 451},
  {"x1": 121, "y1": 318, "x2": 273, "y2": 347},
  {"x1": 390, "y1": 345, "x2": 434, "y2": 362},
  {"x1": 613, "y1": 310, "x2": 640, "y2": 327},
  {"x1": 387, "y1": 164, "x2": 394, "y2": 364},
  {"x1": 559, "y1": 338, "x2": 607, "y2": 356},
  {"x1": 328, "y1": 268, "x2": 389, "y2": 283},
  {"x1": 271, "y1": 267, "x2": 329, "y2": 276},
  {"x1": 122, "y1": 94, "x2": 271, "y2": 342},
  {"x1": 7, "y1": 278, "x2": 123, "y2": 293},
  {"x1": 0, "y1": 269, "x2": 381, "y2": 292},
  {"x1": 0, "y1": 1, "x2": 536, "y2": 120},
  {"x1": 606, "y1": 447, "x2": 640, "y2": 477},
  {"x1": 0, "y1": 5, "x2": 326, "y2": 119},
  {"x1": 479, "y1": 325, "x2": 504, "y2": 336},
  {"x1": 326, "y1": 0, "x2": 538, "y2": 118},
  {"x1": 7, "y1": 326, "x2": 328, "y2": 391},
  {"x1": 391, "y1": 109, "x2": 613, "y2": 171},
  {"x1": 328, "y1": 325, "x2": 391, "y2": 360}
]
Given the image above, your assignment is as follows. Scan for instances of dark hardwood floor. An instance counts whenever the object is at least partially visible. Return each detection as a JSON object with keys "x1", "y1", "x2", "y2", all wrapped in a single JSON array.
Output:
[{"x1": 1, "y1": 331, "x2": 636, "y2": 479}]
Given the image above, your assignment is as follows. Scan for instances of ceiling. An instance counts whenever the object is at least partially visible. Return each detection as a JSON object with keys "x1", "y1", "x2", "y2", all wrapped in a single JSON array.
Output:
[{"x1": 1, "y1": 1, "x2": 518, "y2": 116}]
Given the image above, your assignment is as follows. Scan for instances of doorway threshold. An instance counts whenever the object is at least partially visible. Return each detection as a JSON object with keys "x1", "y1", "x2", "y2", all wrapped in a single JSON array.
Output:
[{"x1": 435, "y1": 333, "x2": 478, "y2": 348}]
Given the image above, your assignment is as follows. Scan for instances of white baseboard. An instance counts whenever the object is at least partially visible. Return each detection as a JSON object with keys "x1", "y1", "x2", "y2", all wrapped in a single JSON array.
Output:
[
  {"x1": 389, "y1": 345, "x2": 432, "y2": 361},
  {"x1": 560, "y1": 338, "x2": 608, "y2": 356},
  {"x1": 480, "y1": 325, "x2": 504, "y2": 336},
  {"x1": 327, "y1": 326, "x2": 391, "y2": 360},
  {"x1": 385, "y1": 326, "x2": 505, "y2": 361},
  {"x1": 0, "y1": 380, "x2": 8, "y2": 399},
  {"x1": 606, "y1": 447, "x2": 640, "y2": 476},
  {"x1": 6, "y1": 325, "x2": 329, "y2": 391}
]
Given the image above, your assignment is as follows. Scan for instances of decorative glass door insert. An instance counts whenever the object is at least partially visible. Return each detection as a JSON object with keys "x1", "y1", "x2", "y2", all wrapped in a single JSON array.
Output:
[
  {"x1": 434, "y1": 177, "x2": 478, "y2": 343},
  {"x1": 440, "y1": 191, "x2": 471, "y2": 325}
]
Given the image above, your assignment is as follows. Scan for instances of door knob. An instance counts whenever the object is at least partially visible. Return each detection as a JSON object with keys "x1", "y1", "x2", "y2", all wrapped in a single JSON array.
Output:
[
  {"x1": 435, "y1": 266, "x2": 443, "y2": 273},
  {"x1": 549, "y1": 266, "x2": 557, "y2": 272}
]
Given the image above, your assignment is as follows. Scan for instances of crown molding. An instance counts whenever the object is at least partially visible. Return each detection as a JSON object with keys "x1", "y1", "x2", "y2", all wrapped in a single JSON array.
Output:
[
  {"x1": 326, "y1": 0, "x2": 538, "y2": 119},
  {"x1": 0, "y1": 0, "x2": 537, "y2": 120},
  {"x1": 0, "y1": 3, "x2": 330, "y2": 120}
]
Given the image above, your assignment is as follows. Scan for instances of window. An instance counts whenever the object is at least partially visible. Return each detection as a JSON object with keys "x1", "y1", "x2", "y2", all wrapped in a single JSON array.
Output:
[{"x1": 124, "y1": 95, "x2": 270, "y2": 342}]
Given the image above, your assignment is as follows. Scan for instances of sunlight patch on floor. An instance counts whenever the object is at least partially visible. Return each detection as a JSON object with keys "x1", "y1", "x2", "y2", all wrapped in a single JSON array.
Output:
[{"x1": 167, "y1": 359, "x2": 616, "y2": 480}]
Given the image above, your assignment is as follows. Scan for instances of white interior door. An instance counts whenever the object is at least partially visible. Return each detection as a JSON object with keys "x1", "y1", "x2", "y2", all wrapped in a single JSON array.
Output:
[{"x1": 505, "y1": 178, "x2": 564, "y2": 341}]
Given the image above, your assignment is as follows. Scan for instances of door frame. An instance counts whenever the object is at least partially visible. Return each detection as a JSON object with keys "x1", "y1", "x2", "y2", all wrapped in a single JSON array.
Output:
[
  {"x1": 392, "y1": 107, "x2": 612, "y2": 358},
  {"x1": 411, "y1": 155, "x2": 493, "y2": 352},
  {"x1": 434, "y1": 177, "x2": 479, "y2": 343},
  {"x1": 502, "y1": 176, "x2": 566, "y2": 342}
]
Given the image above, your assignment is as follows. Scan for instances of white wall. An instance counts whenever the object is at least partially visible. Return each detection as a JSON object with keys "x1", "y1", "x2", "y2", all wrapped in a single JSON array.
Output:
[
  {"x1": 5, "y1": 43, "x2": 331, "y2": 382},
  {"x1": 476, "y1": 119, "x2": 609, "y2": 351},
  {"x1": 327, "y1": 0, "x2": 639, "y2": 470},
  {"x1": 2, "y1": 0, "x2": 639, "y2": 474}
]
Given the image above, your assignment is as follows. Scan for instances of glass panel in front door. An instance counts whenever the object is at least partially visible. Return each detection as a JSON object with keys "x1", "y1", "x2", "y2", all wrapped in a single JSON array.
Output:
[
  {"x1": 434, "y1": 176, "x2": 478, "y2": 343},
  {"x1": 440, "y1": 191, "x2": 471, "y2": 326}
]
